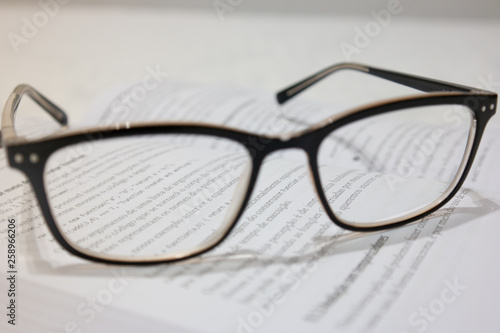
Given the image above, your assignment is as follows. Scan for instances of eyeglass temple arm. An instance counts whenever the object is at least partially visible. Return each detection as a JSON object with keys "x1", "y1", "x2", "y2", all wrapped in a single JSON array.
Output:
[
  {"x1": 1, "y1": 84, "x2": 68, "y2": 147},
  {"x1": 276, "y1": 62, "x2": 483, "y2": 104}
]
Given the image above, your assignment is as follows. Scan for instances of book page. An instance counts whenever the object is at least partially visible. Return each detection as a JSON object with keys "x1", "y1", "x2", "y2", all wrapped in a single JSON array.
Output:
[{"x1": 1, "y1": 81, "x2": 499, "y2": 333}]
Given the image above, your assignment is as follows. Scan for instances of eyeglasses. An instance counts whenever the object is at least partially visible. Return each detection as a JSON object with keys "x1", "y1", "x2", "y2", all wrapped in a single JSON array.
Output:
[{"x1": 1, "y1": 63, "x2": 496, "y2": 265}]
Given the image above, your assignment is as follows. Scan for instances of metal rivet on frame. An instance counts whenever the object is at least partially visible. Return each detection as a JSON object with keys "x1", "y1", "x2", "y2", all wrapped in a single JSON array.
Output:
[
  {"x1": 14, "y1": 153, "x2": 23, "y2": 164},
  {"x1": 481, "y1": 105, "x2": 486, "y2": 112},
  {"x1": 29, "y1": 153, "x2": 39, "y2": 164},
  {"x1": 491, "y1": 104, "x2": 495, "y2": 110}
]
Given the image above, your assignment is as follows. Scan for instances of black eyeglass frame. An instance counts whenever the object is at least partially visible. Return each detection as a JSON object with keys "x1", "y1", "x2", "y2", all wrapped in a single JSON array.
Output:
[{"x1": 1, "y1": 63, "x2": 497, "y2": 265}]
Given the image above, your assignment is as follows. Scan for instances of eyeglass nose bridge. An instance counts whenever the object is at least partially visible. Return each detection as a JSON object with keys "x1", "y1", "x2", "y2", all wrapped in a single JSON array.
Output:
[
  {"x1": 257, "y1": 129, "x2": 320, "y2": 154},
  {"x1": 252, "y1": 132, "x2": 321, "y2": 176},
  {"x1": 250, "y1": 133, "x2": 330, "y2": 220}
]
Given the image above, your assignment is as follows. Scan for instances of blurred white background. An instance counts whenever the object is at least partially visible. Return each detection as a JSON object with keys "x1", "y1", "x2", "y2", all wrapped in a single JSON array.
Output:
[
  {"x1": 1, "y1": 0, "x2": 499, "y2": 123},
  {"x1": 50, "y1": 0, "x2": 500, "y2": 18}
]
